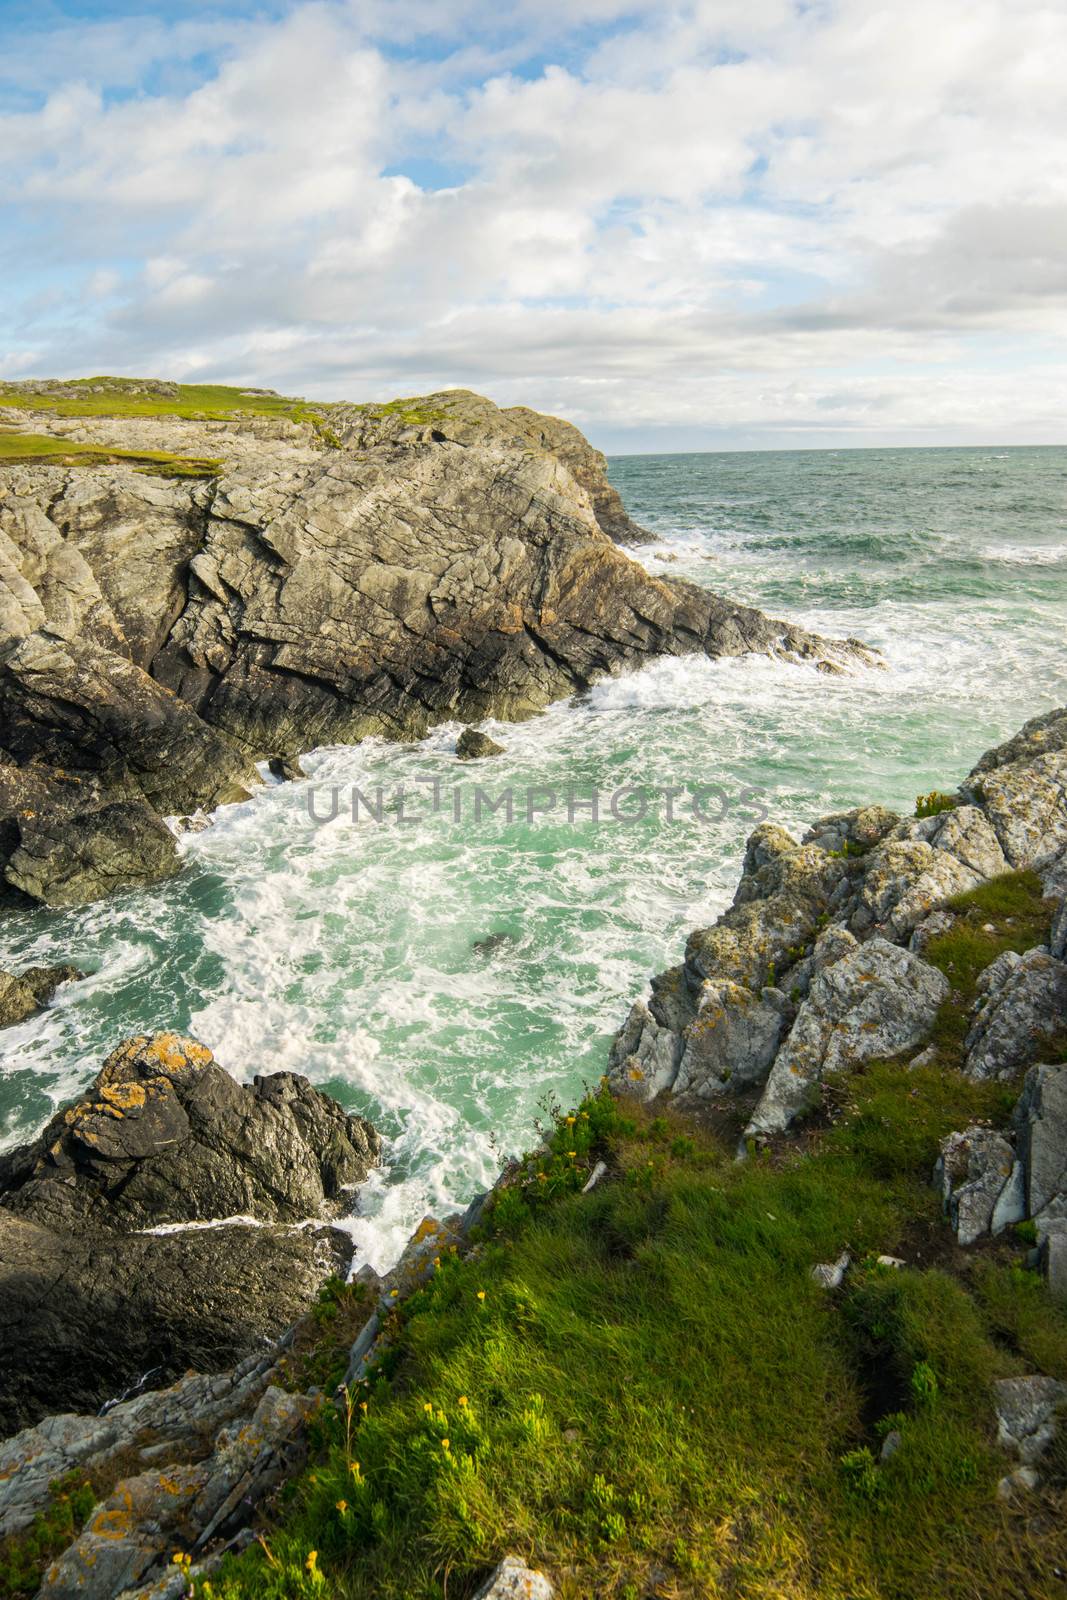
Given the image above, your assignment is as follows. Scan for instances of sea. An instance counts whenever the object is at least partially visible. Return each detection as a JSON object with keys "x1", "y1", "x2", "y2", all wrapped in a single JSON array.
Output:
[{"x1": 2, "y1": 444, "x2": 1065, "y2": 1269}]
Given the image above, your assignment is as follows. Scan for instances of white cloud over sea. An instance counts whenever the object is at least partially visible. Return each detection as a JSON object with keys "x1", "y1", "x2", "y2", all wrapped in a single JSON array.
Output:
[{"x1": 2, "y1": 0, "x2": 1066, "y2": 449}]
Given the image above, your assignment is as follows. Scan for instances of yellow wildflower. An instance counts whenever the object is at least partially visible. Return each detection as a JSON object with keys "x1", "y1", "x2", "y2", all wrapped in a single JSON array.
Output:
[
  {"x1": 457, "y1": 1395, "x2": 468, "y2": 1407},
  {"x1": 306, "y1": 1551, "x2": 320, "y2": 1575},
  {"x1": 336, "y1": 1499, "x2": 348, "y2": 1514},
  {"x1": 476, "y1": 1290, "x2": 486, "y2": 1301},
  {"x1": 441, "y1": 1438, "x2": 450, "y2": 1451}
]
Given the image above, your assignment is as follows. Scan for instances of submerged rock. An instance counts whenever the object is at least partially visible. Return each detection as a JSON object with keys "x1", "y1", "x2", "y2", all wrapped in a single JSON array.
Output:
[{"x1": 457, "y1": 726, "x2": 506, "y2": 760}]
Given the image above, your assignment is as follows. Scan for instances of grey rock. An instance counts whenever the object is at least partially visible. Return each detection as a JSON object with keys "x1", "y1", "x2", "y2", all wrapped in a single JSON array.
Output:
[
  {"x1": 801, "y1": 805, "x2": 900, "y2": 854},
  {"x1": 744, "y1": 939, "x2": 949, "y2": 1140},
  {"x1": 908, "y1": 909, "x2": 956, "y2": 955},
  {"x1": 671, "y1": 979, "x2": 791, "y2": 1098},
  {"x1": 472, "y1": 1556, "x2": 555, "y2": 1600},
  {"x1": 964, "y1": 949, "x2": 1067, "y2": 1080},
  {"x1": 935, "y1": 1127, "x2": 1025, "y2": 1246},
  {"x1": 37, "y1": 1384, "x2": 313, "y2": 1600},
  {"x1": 456, "y1": 727, "x2": 506, "y2": 760},
  {"x1": 1011, "y1": 1063, "x2": 1067, "y2": 1227},
  {"x1": 811, "y1": 1251, "x2": 850, "y2": 1290},
  {"x1": 880, "y1": 1429, "x2": 903, "y2": 1462},
  {"x1": 607, "y1": 999, "x2": 683, "y2": 1101},
  {"x1": 851, "y1": 837, "x2": 981, "y2": 940},
  {"x1": 996, "y1": 1465, "x2": 1041, "y2": 1501},
  {"x1": 963, "y1": 707, "x2": 1067, "y2": 868},
  {"x1": 1042, "y1": 1227, "x2": 1067, "y2": 1302},
  {"x1": 993, "y1": 1374, "x2": 1067, "y2": 1465}
]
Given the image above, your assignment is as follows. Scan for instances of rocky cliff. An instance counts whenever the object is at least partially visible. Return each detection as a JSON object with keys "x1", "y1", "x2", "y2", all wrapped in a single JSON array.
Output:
[{"x1": 0, "y1": 380, "x2": 877, "y2": 906}]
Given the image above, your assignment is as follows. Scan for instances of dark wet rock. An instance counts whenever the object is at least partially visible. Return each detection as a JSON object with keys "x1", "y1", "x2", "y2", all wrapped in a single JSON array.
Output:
[
  {"x1": 0, "y1": 1032, "x2": 381, "y2": 1232},
  {"x1": 457, "y1": 727, "x2": 506, "y2": 760},
  {"x1": 0, "y1": 1208, "x2": 349, "y2": 1437},
  {"x1": 0, "y1": 1033, "x2": 380, "y2": 1432},
  {"x1": 267, "y1": 754, "x2": 306, "y2": 781},
  {"x1": 0, "y1": 962, "x2": 82, "y2": 1027}
]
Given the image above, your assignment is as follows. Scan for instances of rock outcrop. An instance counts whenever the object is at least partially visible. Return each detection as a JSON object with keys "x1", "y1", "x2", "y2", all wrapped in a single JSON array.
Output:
[
  {"x1": 1, "y1": 383, "x2": 877, "y2": 905},
  {"x1": 0, "y1": 962, "x2": 81, "y2": 1027},
  {"x1": 609, "y1": 712, "x2": 1067, "y2": 1161},
  {"x1": 0, "y1": 1034, "x2": 380, "y2": 1432}
]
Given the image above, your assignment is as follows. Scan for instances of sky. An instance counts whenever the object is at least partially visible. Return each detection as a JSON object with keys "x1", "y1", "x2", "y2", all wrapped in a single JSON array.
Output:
[{"x1": 1, "y1": 0, "x2": 1066, "y2": 452}]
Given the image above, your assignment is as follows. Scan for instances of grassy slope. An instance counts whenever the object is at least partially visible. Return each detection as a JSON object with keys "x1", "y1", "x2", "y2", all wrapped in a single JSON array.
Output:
[
  {"x1": 0, "y1": 379, "x2": 313, "y2": 422},
  {"x1": 0, "y1": 431, "x2": 222, "y2": 479},
  {"x1": 191, "y1": 872, "x2": 1066, "y2": 1600}
]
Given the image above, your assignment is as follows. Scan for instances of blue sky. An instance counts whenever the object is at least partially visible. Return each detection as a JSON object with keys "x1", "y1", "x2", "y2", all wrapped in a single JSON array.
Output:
[{"x1": 2, "y1": 0, "x2": 1065, "y2": 451}]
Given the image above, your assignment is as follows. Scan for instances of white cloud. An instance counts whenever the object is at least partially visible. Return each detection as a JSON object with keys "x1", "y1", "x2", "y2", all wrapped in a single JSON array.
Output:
[{"x1": 2, "y1": 0, "x2": 1065, "y2": 447}]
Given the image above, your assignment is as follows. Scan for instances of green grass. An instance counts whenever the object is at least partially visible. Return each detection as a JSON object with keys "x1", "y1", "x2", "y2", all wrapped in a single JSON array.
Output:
[
  {"x1": 194, "y1": 1052, "x2": 1065, "y2": 1600},
  {"x1": 0, "y1": 430, "x2": 223, "y2": 479},
  {"x1": 0, "y1": 378, "x2": 318, "y2": 423},
  {"x1": 922, "y1": 871, "x2": 1059, "y2": 1059},
  {"x1": 186, "y1": 869, "x2": 1065, "y2": 1599},
  {"x1": 915, "y1": 791, "x2": 959, "y2": 819}
]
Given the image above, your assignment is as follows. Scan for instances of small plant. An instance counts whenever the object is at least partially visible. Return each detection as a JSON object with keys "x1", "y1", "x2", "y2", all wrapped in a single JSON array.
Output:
[
  {"x1": 915, "y1": 790, "x2": 958, "y2": 818},
  {"x1": 909, "y1": 1361, "x2": 939, "y2": 1406},
  {"x1": 839, "y1": 1447, "x2": 884, "y2": 1502}
]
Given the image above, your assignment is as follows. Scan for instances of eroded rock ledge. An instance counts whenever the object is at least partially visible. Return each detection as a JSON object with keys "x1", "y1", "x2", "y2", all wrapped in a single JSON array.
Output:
[{"x1": 1, "y1": 383, "x2": 878, "y2": 906}]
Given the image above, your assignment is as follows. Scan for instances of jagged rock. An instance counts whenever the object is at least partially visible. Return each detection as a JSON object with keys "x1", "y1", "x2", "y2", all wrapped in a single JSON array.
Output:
[
  {"x1": 964, "y1": 949, "x2": 1067, "y2": 1081},
  {"x1": 1, "y1": 390, "x2": 876, "y2": 904},
  {"x1": 4, "y1": 796, "x2": 182, "y2": 907},
  {"x1": 687, "y1": 835, "x2": 848, "y2": 991},
  {"x1": 457, "y1": 727, "x2": 506, "y2": 760},
  {"x1": 0, "y1": 962, "x2": 82, "y2": 1028},
  {"x1": 1011, "y1": 1063, "x2": 1067, "y2": 1230},
  {"x1": 909, "y1": 909, "x2": 956, "y2": 955},
  {"x1": 935, "y1": 1128, "x2": 1025, "y2": 1246},
  {"x1": 267, "y1": 755, "x2": 306, "y2": 781},
  {"x1": 0, "y1": 1032, "x2": 380, "y2": 1232},
  {"x1": 743, "y1": 940, "x2": 949, "y2": 1141},
  {"x1": 993, "y1": 1375, "x2": 1067, "y2": 1465},
  {"x1": 37, "y1": 1385, "x2": 313, "y2": 1600},
  {"x1": 607, "y1": 1000, "x2": 683, "y2": 1101},
  {"x1": 671, "y1": 980, "x2": 792, "y2": 1098},
  {"x1": 802, "y1": 804, "x2": 901, "y2": 854},
  {"x1": 850, "y1": 838, "x2": 980, "y2": 939},
  {"x1": 472, "y1": 1556, "x2": 555, "y2": 1600},
  {"x1": 0, "y1": 1347, "x2": 282, "y2": 1539},
  {"x1": 963, "y1": 707, "x2": 1067, "y2": 868}
]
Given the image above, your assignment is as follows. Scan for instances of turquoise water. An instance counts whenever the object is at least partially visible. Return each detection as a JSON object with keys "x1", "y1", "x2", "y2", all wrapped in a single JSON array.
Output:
[{"x1": 1, "y1": 445, "x2": 1065, "y2": 1268}]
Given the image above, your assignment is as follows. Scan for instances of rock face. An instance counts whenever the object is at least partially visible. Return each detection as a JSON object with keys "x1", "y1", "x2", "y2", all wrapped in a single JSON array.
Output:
[
  {"x1": 0, "y1": 1034, "x2": 380, "y2": 1432},
  {"x1": 962, "y1": 706, "x2": 1067, "y2": 869},
  {"x1": 964, "y1": 950, "x2": 1067, "y2": 1081},
  {"x1": 743, "y1": 938, "x2": 948, "y2": 1142},
  {"x1": 1, "y1": 384, "x2": 876, "y2": 905},
  {"x1": 0, "y1": 1032, "x2": 380, "y2": 1233},
  {"x1": 935, "y1": 1127, "x2": 1025, "y2": 1246}
]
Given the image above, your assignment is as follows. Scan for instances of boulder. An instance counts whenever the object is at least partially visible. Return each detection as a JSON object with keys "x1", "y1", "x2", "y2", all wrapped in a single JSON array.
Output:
[
  {"x1": 743, "y1": 939, "x2": 949, "y2": 1141},
  {"x1": 607, "y1": 1000, "x2": 683, "y2": 1102},
  {"x1": 671, "y1": 979, "x2": 792, "y2": 1099},
  {"x1": 472, "y1": 1556, "x2": 555, "y2": 1600},
  {"x1": 993, "y1": 1374, "x2": 1067, "y2": 1466},
  {"x1": 935, "y1": 1127, "x2": 1025, "y2": 1246},
  {"x1": 964, "y1": 949, "x2": 1067, "y2": 1081},
  {"x1": 457, "y1": 727, "x2": 506, "y2": 760}
]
